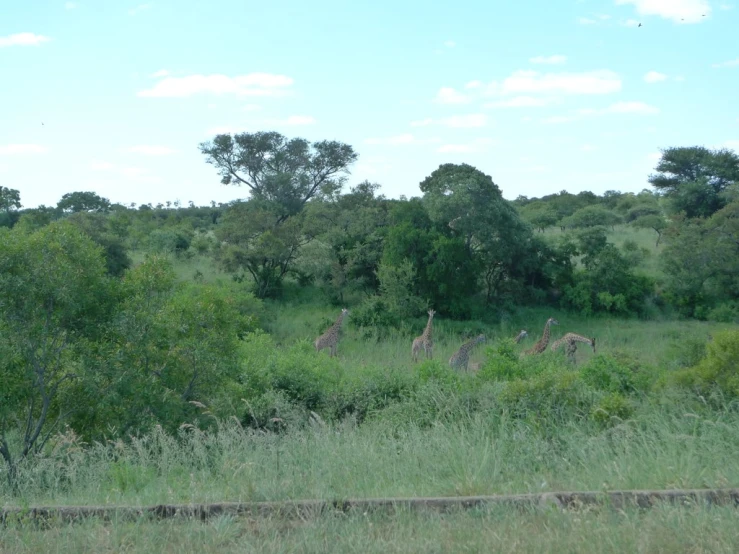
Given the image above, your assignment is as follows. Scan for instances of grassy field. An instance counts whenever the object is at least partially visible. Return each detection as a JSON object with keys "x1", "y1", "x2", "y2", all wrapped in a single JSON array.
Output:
[
  {"x1": 3, "y1": 504, "x2": 739, "y2": 553},
  {"x1": 4, "y1": 244, "x2": 736, "y2": 550}
]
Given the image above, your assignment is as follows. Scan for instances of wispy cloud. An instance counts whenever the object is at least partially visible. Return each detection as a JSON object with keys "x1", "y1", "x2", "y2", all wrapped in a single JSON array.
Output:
[
  {"x1": 138, "y1": 73, "x2": 294, "y2": 98},
  {"x1": 0, "y1": 144, "x2": 48, "y2": 155},
  {"x1": 543, "y1": 101, "x2": 659, "y2": 124},
  {"x1": 615, "y1": 0, "x2": 711, "y2": 23},
  {"x1": 150, "y1": 69, "x2": 169, "y2": 78},
  {"x1": 712, "y1": 58, "x2": 739, "y2": 68},
  {"x1": 127, "y1": 145, "x2": 177, "y2": 155},
  {"x1": 499, "y1": 69, "x2": 621, "y2": 95},
  {"x1": 643, "y1": 70, "x2": 668, "y2": 83},
  {"x1": 485, "y1": 96, "x2": 558, "y2": 108},
  {"x1": 364, "y1": 134, "x2": 439, "y2": 146},
  {"x1": 65, "y1": 2, "x2": 78, "y2": 9},
  {"x1": 529, "y1": 55, "x2": 567, "y2": 65},
  {"x1": 408, "y1": 114, "x2": 488, "y2": 128},
  {"x1": 90, "y1": 160, "x2": 115, "y2": 170},
  {"x1": 443, "y1": 40, "x2": 456, "y2": 48},
  {"x1": 436, "y1": 138, "x2": 496, "y2": 153},
  {"x1": 0, "y1": 33, "x2": 51, "y2": 47},
  {"x1": 433, "y1": 87, "x2": 470, "y2": 104},
  {"x1": 128, "y1": 3, "x2": 151, "y2": 16}
]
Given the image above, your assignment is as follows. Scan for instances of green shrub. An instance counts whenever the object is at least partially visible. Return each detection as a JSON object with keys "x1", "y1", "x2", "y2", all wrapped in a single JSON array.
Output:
[
  {"x1": 706, "y1": 302, "x2": 739, "y2": 323},
  {"x1": 591, "y1": 392, "x2": 634, "y2": 427},
  {"x1": 416, "y1": 359, "x2": 461, "y2": 388},
  {"x1": 477, "y1": 339, "x2": 524, "y2": 381},
  {"x1": 580, "y1": 353, "x2": 646, "y2": 394},
  {"x1": 498, "y1": 370, "x2": 595, "y2": 421},
  {"x1": 670, "y1": 330, "x2": 739, "y2": 399}
]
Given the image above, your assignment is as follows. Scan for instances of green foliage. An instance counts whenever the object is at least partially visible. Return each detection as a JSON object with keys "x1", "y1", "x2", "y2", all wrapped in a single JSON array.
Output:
[
  {"x1": 147, "y1": 226, "x2": 193, "y2": 255},
  {"x1": 561, "y1": 205, "x2": 623, "y2": 230},
  {"x1": 477, "y1": 339, "x2": 525, "y2": 381},
  {"x1": 580, "y1": 352, "x2": 652, "y2": 394},
  {"x1": 670, "y1": 330, "x2": 739, "y2": 399},
  {"x1": 57, "y1": 191, "x2": 111, "y2": 214},
  {"x1": 416, "y1": 359, "x2": 461, "y2": 388},
  {"x1": 590, "y1": 392, "x2": 634, "y2": 427},
  {"x1": 498, "y1": 370, "x2": 595, "y2": 421},
  {"x1": 649, "y1": 146, "x2": 739, "y2": 218},
  {"x1": 376, "y1": 259, "x2": 427, "y2": 320}
]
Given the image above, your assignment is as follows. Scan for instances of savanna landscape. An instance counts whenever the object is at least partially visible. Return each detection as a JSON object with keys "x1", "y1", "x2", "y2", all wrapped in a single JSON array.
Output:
[
  {"x1": 3, "y1": 0, "x2": 739, "y2": 551},
  {"x1": 2, "y1": 134, "x2": 739, "y2": 551}
]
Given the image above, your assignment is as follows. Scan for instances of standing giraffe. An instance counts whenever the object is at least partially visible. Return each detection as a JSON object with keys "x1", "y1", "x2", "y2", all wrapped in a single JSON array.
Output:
[
  {"x1": 449, "y1": 334, "x2": 486, "y2": 371},
  {"x1": 550, "y1": 332, "x2": 596, "y2": 363},
  {"x1": 411, "y1": 309, "x2": 436, "y2": 362},
  {"x1": 513, "y1": 329, "x2": 528, "y2": 343},
  {"x1": 314, "y1": 308, "x2": 349, "y2": 357},
  {"x1": 524, "y1": 317, "x2": 559, "y2": 355}
]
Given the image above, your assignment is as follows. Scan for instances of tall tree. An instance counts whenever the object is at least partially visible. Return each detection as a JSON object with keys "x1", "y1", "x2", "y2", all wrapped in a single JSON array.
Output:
[
  {"x1": 57, "y1": 191, "x2": 111, "y2": 213},
  {"x1": 199, "y1": 131, "x2": 358, "y2": 223},
  {"x1": 648, "y1": 146, "x2": 739, "y2": 218},
  {"x1": 0, "y1": 186, "x2": 22, "y2": 228}
]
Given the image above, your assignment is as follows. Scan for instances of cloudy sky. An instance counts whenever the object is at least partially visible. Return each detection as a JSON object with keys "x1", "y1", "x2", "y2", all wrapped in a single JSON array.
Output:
[{"x1": 2, "y1": 0, "x2": 738, "y2": 208}]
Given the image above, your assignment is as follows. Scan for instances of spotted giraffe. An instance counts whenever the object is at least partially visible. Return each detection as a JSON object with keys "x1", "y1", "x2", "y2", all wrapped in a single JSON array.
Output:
[
  {"x1": 513, "y1": 329, "x2": 528, "y2": 343},
  {"x1": 314, "y1": 308, "x2": 349, "y2": 357},
  {"x1": 524, "y1": 317, "x2": 559, "y2": 355},
  {"x1": 550, "y1": 332, "x2": 595, "y2": 363},
  {"x1": 411, "y1": 309, "x2": 436, "y2": 362},
  {"x1": 449, "y1": 334, "x2": 486, "y2": 371}
]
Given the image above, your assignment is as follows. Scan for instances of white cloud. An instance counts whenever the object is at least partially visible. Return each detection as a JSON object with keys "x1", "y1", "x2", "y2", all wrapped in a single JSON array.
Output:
[
  {"x1": 623, "y1": 18, "x2": 641, "y2": 26},
  {"x1": 542, "y1": 115, "x2": 574, "y2": 124},
  {"x1": 151, "y1": 69, "x2": 169, "y2": 78},
  {"x1": 712, "y1": 58, "x2": 739, "y2": 68},
  {"x1": 615, "y1": 0, "x2": 711, "y2": 23},
  {"x1": 127, "y1": 145, "x2": 177, "y2": 155},
  {"x1": 410, "y1": 118, "x2": 433, "y2": 127},
  {"x1": 433, "y1": 87, "x2": 470, "y2": 104},
  {"x1": 464, "y1": 80, "x2": 483, "y2": 90},
  {"x1": 365, "y1": 134, "x2": 439, "y2": 146},
  {"x1": 121, "y1": 166, "x2": 161, "y2": 184},
  {"x1": 485, "y1": 96, "x2": 557, "y2": 108},
  {"x1": 500, "y1": 69, "x2": 622, "y2": 95},
  {"x1": 444, "y1": 40, "x2": 456, "y2": 48},
  {"x1": 0, "y1": 144, "x2": 48, "y2": 155},
  {"x1": 436, "y1": 138, "x2": 496, "y2": 154},
  {"x1": 578, "y1": 17, "x2": 597, "y2": 24},
  {"x1": 241, "y1": 104, "x2": 261, "y2": 112},
  {"x1": 128, "y1": 3, "x2": 151, "y2": 16},
  {"x1": 529, "y1": 55, "x2": 567, "y2": 65},
  {"x1": 138, "y1": 73, "x2": 294, "y2": 98},
  {"x1": 581, "y1": 144, "x2": 597, "y2": 152},
  {"x1": 90, "y1": 160, "x2": 115, "y2": 170},
  {"x1": 602, "y1": 101, "x2": 659, "y2": 114},
  {"x1": 65, "y1": 2, "x2": 78, "y2": 9},
  {"x1": 644, "y1": 70, "x2": 668, "y2": 83},
  {"x1": 0, "y1": 33, "x2": 51, "y2": 47},
  {"x1": 441, "y1": 114, "x2": 488, "y2": 128}
]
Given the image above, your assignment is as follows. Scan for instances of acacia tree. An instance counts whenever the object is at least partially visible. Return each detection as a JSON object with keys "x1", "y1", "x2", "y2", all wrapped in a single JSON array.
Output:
[
  {"x1": 199, "y1": 131, "x2": 358, "y2": 222},
  {"x1": 199, "y1": 131, "x2": 358, "y2": 297},
  {"x1": 649, "y1": 146, "x2": 739, "y2": 218},
  {"x1": 57, "y1": 191, "x2": 111, "y2": 213}
]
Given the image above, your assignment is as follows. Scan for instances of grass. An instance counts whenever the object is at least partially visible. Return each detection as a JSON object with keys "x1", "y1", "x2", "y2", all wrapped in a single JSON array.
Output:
[{"x1": 3, "y1": 503, "x2": 739, "y2": 553}]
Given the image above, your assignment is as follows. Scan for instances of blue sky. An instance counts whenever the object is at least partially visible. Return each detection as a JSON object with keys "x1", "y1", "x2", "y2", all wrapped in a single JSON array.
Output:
[{"x1": 2, "y1": 0, "x2": 738, "y2": 208}]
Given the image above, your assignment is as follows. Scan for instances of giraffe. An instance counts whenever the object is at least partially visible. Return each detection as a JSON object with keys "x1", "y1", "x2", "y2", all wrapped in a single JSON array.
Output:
[
  {"x1": 314, "y1": 308, "x2": 349, "y2": 357},
  {"x1": 513, "y1": 329, "x2": 528, "y2": 344},
  {"x1": 524, "y1": 317, "x2": 559, "y2": 355},
  {"x1": 411, "y1": 309, "x2": 436, "y2": 362},
  {"x1": 449, "y1": 334, "x2": 486, "y2": 371},
  {"x1": 550, "y1": 332, "x2": 596, "y2": 363}
]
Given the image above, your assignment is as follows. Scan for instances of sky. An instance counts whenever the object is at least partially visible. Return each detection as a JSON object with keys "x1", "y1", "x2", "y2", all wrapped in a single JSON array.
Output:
[{"x1": 1, "y1": 0, "x2": 738, "y2": 209}]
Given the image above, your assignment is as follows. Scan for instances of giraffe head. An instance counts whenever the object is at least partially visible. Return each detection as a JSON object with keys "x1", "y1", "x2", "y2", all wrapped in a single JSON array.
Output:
[
  {"x1": 475, "y1": 334, "x2": 486, "y2": 343},
  {"x1": 547, "y1": 317, "x2": 559, "y2": 327},
  {"x1": 428, "y1": 309, "x2": 436, "y2": 318}
]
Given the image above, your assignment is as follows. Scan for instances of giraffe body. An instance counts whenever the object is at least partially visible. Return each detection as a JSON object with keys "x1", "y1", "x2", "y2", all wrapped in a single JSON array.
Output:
[
  {"x1": 412, "y1": 309, "x2": 436, "y2": 362},
  {"x1": 550, "y1": 332, "x2": 595, "y2": 362},
  {"x1": 524, "y1": 317, "x2": 559, "y2": 355},
  {"x1": 449, "y1": 334, "x2": 486, "y2": 371},
  {"x1": 314, "y1": 308, "x2": 349, "y2": 357}
]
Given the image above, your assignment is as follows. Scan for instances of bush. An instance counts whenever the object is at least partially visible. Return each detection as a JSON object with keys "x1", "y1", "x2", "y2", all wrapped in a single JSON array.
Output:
[
  {"x1": 477, "y1": 339, "x2": 524, "y2": 381},
  {"x1": 591, "y1": 392, "x2": 634, "y2": 427},
  {"x1": 670, "y1": 330, "x2": 739, "y2": 399},
  {"x1": 580, "y1": 351, "x2": 655, "y2": 394}
]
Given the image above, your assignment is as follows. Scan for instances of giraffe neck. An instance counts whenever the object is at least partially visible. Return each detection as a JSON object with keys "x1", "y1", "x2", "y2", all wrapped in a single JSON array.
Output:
[
  {"x1": 540, "y1": 322, "x2": 551, "y2": 346},
  {"x1": 422, "y1": 315, "x2": 434, "y2": 339},
  {"x1": 564, "y1": 333, "x2": 593, "y2": 346},
  {"x1": 332, "y1": 313, "x2": 346, "y2": 331}
]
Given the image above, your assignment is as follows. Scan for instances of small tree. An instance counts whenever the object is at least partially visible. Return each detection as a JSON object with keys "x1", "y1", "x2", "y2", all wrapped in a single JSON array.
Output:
[
  {"x1": 0, "y1": 222, "x2": 113, "y2": 486},
  {"x1": 561, "y1": 206, "x2": 623, "y2": 230},
  {"x1": 632, "y1": 214, "x2": 668, "y2": 246}
]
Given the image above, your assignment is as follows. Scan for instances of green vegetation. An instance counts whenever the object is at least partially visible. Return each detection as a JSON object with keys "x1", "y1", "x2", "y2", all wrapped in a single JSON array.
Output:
[{"x1": 2, "y1": 134, "x2": 739, "y2": 546}]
